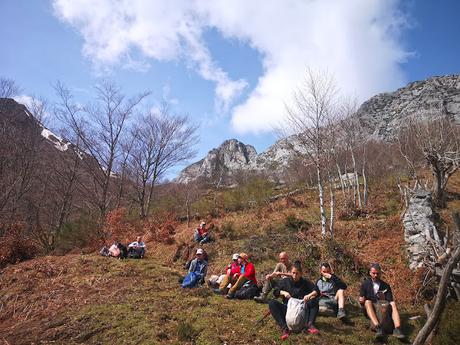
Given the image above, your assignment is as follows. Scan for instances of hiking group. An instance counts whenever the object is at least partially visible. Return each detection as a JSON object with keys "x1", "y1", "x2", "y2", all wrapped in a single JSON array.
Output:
[
  {"x1": 101, "y1": 221, "x2": 406, "y2": 342},
  {"x1": 181, "y1": 222, "x2": 406, "y2": 342}
]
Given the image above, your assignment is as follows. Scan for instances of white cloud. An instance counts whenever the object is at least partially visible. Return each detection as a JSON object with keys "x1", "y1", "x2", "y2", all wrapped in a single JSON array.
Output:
[{"x1": 52, "y1": 0, "x2": 411, "y2": 134}]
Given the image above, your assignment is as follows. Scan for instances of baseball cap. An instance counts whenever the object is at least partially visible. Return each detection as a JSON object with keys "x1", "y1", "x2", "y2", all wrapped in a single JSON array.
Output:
[
  {"x1": 196, "y1": 248, "x2": 204, "y2": 255},
  {"x1": 232, "y1": 253, "x2": 239, "y2": 260},
  {"x1": 200, "y1": 221, "x2": 206, "y2": 226}
]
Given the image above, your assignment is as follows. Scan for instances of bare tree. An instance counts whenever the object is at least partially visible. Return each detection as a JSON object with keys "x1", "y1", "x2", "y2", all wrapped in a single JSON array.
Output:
[
  {"x1": 0, "y1": 77, "x2": 21, "y2": 98},
  {"x1": 54, "y1": 81, "x2": 149, "y2": 223},
  {"x1": 413, "y1": 212, "x2": 460, "y2": 345},
  {"x1": 340, "y1": 101, "x2": 367, "y2": 208},
  {"x1": 285, "y1": 69, "x2": 339, "y2": 237},
  {"x1": 399, "y1": 115, "x2": 460, "y2": 207},
  {"x1": 128, "y1": 102, "x2": 198, "y2": 219}
]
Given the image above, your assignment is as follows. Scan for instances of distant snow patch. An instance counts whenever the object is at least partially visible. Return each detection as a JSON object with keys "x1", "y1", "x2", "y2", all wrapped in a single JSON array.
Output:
[{"x1": 41, "y1": 128, "x2": 70, "y2": 152}]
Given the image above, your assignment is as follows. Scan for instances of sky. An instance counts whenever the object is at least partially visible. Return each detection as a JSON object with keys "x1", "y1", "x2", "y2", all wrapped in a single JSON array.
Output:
[{"x1": 1, "y1": 0, "x2": 459, "y2": 176}]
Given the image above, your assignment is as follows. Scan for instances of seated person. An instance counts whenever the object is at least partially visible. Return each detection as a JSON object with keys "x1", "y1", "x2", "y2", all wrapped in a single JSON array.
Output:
[
  {"x1": 181, "y1": 248, "x2": 208, "y2": 288},
  {"x1": 128, "y1": 236, "x2": 146, "y2": 258},
  {"x1": 117, "y1": 242, "x2": 128, "y2": 259},
  {"x1": 184, "y1": 248, "x2": 208, "y2": 270},
  {"x1": 194, "y1": 221, "x2": 211, "y2": 244},
  {"x1": 108, "y1": 242, "x2": 121, "y2": 258},
  {"x1": 226, "y1": 253, "x2": 257, "y2": 299},
  {"x1": 359, "y1": 263, "x2": 405, "y2": 340},
  {"x1": 215, "y1": 253, "x2": 241, "y2": 294},
  {"x1": 255, "y1": 251, "x2": 292, "y2": 302},
  {"x1": 269, "y1": 261, "x2": 320, "y2": 340},
  {"x1": 316, "y1": 262, "x2": 347, "y2": 319}
]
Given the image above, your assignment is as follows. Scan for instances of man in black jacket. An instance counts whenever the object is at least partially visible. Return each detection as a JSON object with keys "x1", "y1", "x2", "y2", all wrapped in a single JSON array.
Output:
[
  {"x1": 316, "y1": 262, "x2": 347, "y2": 319},
  {"x1": 359, "y1": 263, "x2": 405, "y2": 340}
]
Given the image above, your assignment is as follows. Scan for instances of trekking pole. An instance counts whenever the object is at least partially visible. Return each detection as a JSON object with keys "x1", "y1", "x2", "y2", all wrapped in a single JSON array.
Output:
[{"x1": 255, "y1": 309, "x2": 271, "y2": 326}]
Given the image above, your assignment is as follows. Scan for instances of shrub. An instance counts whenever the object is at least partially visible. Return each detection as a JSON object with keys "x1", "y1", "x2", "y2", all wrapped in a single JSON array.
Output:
[
  {"x1": 219, "y1": 222, "x2": 237, "y2": 240},
  {"x1": 284, "y1": 214, "x2": 311, "y2": 232},
  {"x1": 0, "y1": 222, "x2": 38, "y2": 268},
  {"x1": 104, "y1": 208, "x2": 137, "y2": 242},
  {"x1": 338, "y1": 207, "x2": 368, "y2": 220},
  {"x1": 53, "y1": 212, "x2": 101, "y2": 253}
]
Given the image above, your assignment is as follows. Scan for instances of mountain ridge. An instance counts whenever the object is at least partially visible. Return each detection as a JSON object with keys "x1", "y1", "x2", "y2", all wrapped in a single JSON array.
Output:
[{"x1": 177, "y1": 74, "x2": 460, "y2": 184}]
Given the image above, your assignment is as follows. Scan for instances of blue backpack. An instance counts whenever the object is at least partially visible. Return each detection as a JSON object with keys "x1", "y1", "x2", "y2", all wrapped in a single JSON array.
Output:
[{"x1": 181, "y1": 272, "x2": 199, "y2": 288}]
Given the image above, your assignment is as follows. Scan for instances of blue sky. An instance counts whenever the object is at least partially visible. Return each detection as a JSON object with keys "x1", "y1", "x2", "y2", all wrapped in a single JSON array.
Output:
[{"x1": 1, "y1": 0, "x2": 459, "y2": 176}]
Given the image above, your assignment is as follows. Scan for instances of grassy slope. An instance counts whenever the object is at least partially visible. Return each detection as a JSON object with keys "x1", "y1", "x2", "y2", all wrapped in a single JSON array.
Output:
[{"x1": 1, "y1": 174, "x2": 459, "y2": 344}]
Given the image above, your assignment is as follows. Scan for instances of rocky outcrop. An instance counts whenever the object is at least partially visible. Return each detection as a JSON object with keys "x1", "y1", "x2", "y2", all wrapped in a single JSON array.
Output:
[
  {"x1": 176, "y1": 136, "x2": 304, "y2": 184},
  {"x1": 177, "y1": 75, "x2": 460, "y2": 184},
  {"x1": 176, "y1": 139, "x2": 258, "y2": 184},
  {"x1": 355, "y1": 75, "x2": 460, "y2": 140},
  {"x1": 403, "y1": 189, "x2": 442, "y2": 270}
]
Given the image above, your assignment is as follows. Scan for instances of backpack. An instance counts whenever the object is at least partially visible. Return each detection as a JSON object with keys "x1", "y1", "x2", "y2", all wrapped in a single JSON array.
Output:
[
  {"x1": 234, "y1": 280, "x2": 260, "y2": 299},
  {"x1": 181, "y1": 272, "x2": 199, "y2": 288},
  {"x1": 285, "y1": 298, "x2": 306, "y2": 332},
  {"x1": 99, "y1": 246, "x2": 110, "y2": 257}
]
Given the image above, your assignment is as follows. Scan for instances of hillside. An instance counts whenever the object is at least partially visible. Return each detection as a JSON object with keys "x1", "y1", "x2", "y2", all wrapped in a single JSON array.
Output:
[{"x1": 3, "y1": 173, "x2": 460, "y2": 345}]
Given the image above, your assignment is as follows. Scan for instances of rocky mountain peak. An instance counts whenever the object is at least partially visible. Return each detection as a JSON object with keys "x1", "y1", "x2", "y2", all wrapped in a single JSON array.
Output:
[
  {"x1": 355, "y1": 75, "x2": 460, "y2": 140},
  {"x1": 176, "y1": 138, "x2": 258, "y2": 184},
  {"x1": 176, "y1": 75, "x2": 460, "y2": 185}
]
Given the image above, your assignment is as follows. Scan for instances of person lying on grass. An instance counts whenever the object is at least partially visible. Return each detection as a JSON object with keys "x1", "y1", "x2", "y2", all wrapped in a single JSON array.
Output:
[
  {"x1": 316, "y1": 262, "x2": 347, "y2": 319},
  {"x1": 269, "y1": 261, "x2": 320, "y2": 341},
  {"x1": 359, "y1": 263, "x2": 405, "y2": 340}
]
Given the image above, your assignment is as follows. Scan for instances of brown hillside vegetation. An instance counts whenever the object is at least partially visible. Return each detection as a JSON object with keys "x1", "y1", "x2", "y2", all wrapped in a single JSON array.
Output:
[{"x1": 1, "y1": 174, "x2": 460, "y2": 344}]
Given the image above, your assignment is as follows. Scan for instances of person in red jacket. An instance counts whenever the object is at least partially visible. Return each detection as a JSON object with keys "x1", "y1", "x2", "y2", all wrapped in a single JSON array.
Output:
[{"x1": 226, "y1": 252, "x2": 257, "y2": 299}]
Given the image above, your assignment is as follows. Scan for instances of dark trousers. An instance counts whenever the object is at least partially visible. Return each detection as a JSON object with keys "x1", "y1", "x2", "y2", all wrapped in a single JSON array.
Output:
[
  {"x1": 268, "y1": 299, "x2": 320, "y2": 331},
  {"x1": 269, "y1": 300, "x2": 288, "y2": 330}
]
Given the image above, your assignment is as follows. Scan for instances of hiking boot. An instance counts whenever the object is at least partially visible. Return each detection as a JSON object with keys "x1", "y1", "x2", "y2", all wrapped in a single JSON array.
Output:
[
  {"x1": 225, "y1": 292, "x2": 235, "y2": 299},
  {"x1": 212, "y1": 288, "x2": 222, "y2": 295},
  {"x1": 280, "y1": 329, "x2": 290, "y2": 341},
  {"x1": 392, "y1": 327, "x2": 405, "y2": 339},
  {"x1": 307, "y1": 326, "x2": 319, "y2": 335},
  {"x1": 337, "y1": 308, "x2": 346, "y2": 320},
  {"x1": 375, "y1": 325, "x2": 384, "y2": 341},
  {"x1": 254, "y1": 293, "x2": 267, "y2": 303}
]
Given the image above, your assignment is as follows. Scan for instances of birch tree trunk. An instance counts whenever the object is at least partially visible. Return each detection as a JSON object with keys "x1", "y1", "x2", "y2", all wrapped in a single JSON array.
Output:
[
  {"x1": 351, "y1": 149, "x2": 362, "y2": 208},
  {"x1": 317, "y1": 166, "x2": 327, "y2": 237},
  {"x1": 362, "y1": 165, "x2": 368, "y2": 207},
  {"x1": 328, "y1": 172, "x2": 335, "y2": 239},
  {"x1": 336, "y1": 163, "x2": 345, "y2": 198}
]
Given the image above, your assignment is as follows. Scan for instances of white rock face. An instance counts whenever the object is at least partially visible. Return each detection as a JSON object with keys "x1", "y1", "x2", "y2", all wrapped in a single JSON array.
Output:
[
  {"x1": 403, "y1": 189, "x2": 441, "y2": 270},
  {"x1": 355, "y1": 75, "x2": 460, "y2": 140},
  {"x1": 176, "y1": 139, "x2": 258, "y2": 183}
]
